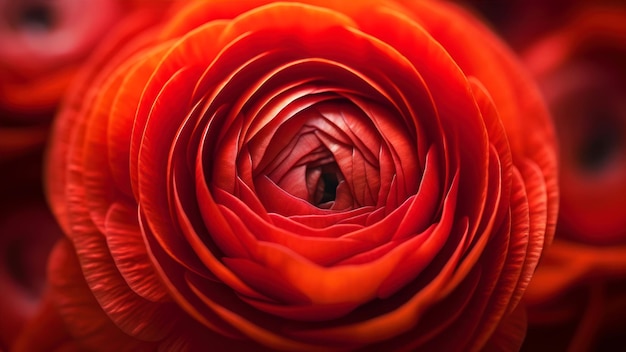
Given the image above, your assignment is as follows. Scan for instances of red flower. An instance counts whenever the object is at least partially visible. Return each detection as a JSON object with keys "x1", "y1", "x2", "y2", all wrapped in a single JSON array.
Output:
[
  {"x1": 520, "y1": 5, "x2": 626, "y2": 351},
  {"x1": 0, "y1": 0, "x2": 173, "y2": 160},
  {"x1": 33, "y1": 0, "x2": 557, "y2": 350}
]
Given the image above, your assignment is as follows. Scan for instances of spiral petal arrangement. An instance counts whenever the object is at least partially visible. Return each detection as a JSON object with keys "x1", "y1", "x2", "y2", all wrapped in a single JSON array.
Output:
[{"x1": 42, "y1": 0, "x2": 557, "y2": 350}]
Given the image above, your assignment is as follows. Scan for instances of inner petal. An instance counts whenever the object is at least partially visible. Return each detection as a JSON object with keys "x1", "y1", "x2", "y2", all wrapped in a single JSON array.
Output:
[{"x1": 252, "y1": 99, "x2": 384, "y2": 213}]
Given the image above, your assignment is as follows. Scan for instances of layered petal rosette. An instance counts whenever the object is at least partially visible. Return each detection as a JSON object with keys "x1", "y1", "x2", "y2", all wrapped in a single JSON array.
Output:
[{"x1": 41, "y1": 0, "x2": 557, "y2": 350}]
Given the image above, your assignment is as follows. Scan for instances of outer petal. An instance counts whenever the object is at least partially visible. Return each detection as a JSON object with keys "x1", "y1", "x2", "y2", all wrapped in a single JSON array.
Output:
[{"x1": 47, "y1": 239, "x2": 156, "y2": 351}]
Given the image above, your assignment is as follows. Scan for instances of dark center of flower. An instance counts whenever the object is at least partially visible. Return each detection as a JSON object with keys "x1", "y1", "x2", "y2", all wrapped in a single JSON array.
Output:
[
  {"x1": 242, "y1": 98, "x2": 416, "y2": 216},
  {"x1": 577, "y1": 112, "x2": 622, "y2": 173},
  {"x1": 10, "y1": 1, "x2": 56, "y2": 33},
  {"x1": 318, "y1": 172, "x2": 339, "y2": 203},
  {"x1": 550, "y1": 62, "x2": 626, "y2": 175},
  {"x1": 306, "y1": 162, "x2": 343, "y2": 207}
]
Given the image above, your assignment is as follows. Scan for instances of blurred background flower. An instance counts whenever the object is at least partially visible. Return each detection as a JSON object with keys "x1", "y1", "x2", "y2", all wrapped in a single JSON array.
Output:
[
  {"x1": 1, "y1": 0, "x2": 121, "y2": 160},
  {"x1": 453, "y1": 1, "x2": 626, "y2": 350},
  {"x1": 0, "y1": 0, "x2": 173, "y2": 160},
  {"x1": 520, "y1": 5, "x2": 626, "y2": 351}
]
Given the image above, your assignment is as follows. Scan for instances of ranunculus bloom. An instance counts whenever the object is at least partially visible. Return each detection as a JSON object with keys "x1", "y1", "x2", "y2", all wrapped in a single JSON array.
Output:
[
  {"x1": 0, "y1": 0, "x2": 173, "y2": 160},
  {"x1": 35, "y1": 0, "x2": 557, "y2": 350},
  {"x1": 520, "y1": 6, "x2": 626, "y2": 351}
]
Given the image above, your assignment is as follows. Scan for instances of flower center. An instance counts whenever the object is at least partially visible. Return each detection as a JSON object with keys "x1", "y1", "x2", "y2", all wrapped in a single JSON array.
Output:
[
  {"x1": 577, "y1": 114, "x2": 622, "y2": 173},
  {"x1": 9, "y1": 1, "x2": 56, "y2": 33},
  {"x1": 245, "y1": 99, "x2": 397, "y2": 213},
  {"x1": 306, "y1": 162, "x2": 344, "y2": 208},
  {"x1": 548, "y1": 62, "x2": 626, "y2": 175}
]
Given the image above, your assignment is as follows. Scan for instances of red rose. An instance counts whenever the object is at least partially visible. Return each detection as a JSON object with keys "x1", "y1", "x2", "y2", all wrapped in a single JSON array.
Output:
[
  {"x1": 32, "y1": 0, "x2": 557, "y2": 350},
  {"x1": 520, "y1": 6, "x2": 626, "y2": 351}
]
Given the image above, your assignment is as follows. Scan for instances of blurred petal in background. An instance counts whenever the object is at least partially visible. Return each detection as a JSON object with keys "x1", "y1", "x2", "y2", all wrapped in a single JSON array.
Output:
[
  {"x1": 454, "y1": 0, "x2": 626, "y2": 350},
  {"x1": 520, "y1": 5, "x2": 626, "y2": 351}
]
